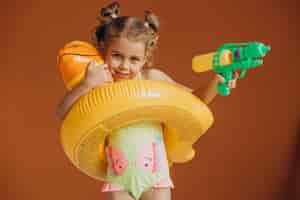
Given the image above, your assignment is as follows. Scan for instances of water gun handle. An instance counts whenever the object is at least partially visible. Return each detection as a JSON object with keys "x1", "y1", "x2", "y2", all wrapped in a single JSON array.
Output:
[{"x1": 217, "y1": 71, "x2": 233, "y2": 96}]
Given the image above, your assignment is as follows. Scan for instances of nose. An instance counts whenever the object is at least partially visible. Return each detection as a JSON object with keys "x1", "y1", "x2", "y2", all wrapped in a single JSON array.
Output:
[{"x1": 120, "y1": 59, "x2": 130, "y2": 71}]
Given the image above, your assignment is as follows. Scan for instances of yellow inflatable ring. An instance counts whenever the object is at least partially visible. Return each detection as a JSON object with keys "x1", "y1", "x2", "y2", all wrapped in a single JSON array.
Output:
[{"x1": 60, "y1": 80, "x2": 214, "y2": 181}]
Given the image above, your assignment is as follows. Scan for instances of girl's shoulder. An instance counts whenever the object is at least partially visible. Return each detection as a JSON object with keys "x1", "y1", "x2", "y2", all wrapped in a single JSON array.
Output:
[
  {"x1": 141, "y1": 68, "x2": 169, "y2": 81},
  {"x1": 141, "y1": 68, "x2": 193, "y2": 92}
]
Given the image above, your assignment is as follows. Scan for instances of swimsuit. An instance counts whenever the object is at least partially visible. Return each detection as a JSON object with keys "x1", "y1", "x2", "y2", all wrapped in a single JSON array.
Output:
[{"x1": 101, "y1": 121, "x2": 174, "y2": 199}]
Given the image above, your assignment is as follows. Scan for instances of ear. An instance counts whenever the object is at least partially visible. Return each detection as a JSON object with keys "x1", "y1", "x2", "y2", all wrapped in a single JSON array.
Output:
[
  {"x1": 142, "y1": 57, "x2": 147, "y2": 67},
  {"x1": 148, "y1": 35, "x2": 159, "y2": 48}
]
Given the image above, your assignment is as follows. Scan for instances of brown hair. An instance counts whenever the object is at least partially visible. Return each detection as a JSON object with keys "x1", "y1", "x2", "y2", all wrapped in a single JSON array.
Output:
[{"x1": 91, "y1": 2, "x2": 160, "y2": 67}]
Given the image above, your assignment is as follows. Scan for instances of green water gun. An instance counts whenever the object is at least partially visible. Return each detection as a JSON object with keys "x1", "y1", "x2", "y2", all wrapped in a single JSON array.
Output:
[
  {"x1": 213, "y1": 42, "x2": 271, "y2": 96},
  {"x1": 192, "y1": 42, "x2": 271, "y2": 96}
]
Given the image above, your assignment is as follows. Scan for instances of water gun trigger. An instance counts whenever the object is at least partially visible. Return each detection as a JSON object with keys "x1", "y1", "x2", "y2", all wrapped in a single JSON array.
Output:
[{"x1": 237, "y1": 69, "x2": 246, "y2": 79}]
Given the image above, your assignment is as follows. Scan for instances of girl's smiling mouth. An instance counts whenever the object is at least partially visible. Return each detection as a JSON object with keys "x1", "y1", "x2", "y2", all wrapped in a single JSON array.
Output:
[{"x1": 112, "y1": 70, "x2": 136, "y2": 79}]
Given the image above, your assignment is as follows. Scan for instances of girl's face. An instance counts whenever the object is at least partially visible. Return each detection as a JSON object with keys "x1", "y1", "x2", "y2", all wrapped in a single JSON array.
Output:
[{"x1": 105, "y1": 36, "x2": 146, "y2": 81}]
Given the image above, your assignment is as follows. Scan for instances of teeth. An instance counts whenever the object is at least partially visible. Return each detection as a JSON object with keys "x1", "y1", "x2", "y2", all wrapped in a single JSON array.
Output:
[{"x1": 116, "y1": 71, "x2": 130, "y2": 75}]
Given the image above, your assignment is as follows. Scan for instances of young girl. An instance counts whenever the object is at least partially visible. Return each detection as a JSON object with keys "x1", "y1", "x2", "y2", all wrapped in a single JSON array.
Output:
[{"x1": 56, "y1": 2, "x2": 237, "y2": 200}]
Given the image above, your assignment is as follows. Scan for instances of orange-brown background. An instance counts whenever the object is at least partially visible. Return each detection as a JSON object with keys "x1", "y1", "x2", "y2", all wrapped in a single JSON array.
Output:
[{"x1": 2, "y1": 0, "x2": 299, "y2": 199}]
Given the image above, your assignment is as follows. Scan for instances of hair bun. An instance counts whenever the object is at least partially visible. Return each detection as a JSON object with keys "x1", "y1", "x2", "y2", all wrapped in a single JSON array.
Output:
[
  {"x1": 144, "y1": 10, "x2": 159, "y2": 32},
  {"x1": 97, "y1": 1, "x2": 121, "y2": 25}
]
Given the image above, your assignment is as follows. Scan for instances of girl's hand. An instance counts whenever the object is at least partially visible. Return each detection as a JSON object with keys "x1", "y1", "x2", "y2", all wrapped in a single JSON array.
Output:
[
  {"x1": 83, "y1": 61, "x2": 113, "y2": 88},
  {"x1": 215, "y1": 71, "x2": 239, "y2": 89},
  {"x1": 56, "y1": 61, "x2": 113, "y2": 120}
]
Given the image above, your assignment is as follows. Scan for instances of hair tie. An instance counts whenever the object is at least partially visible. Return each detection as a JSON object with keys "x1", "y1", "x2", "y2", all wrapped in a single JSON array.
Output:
[
  {"x1": 111, "y1": 13, "x2": 118, "y2": 19},
  {"x1": 144, "y1": 22, "x2": 150, "y2": 28}
]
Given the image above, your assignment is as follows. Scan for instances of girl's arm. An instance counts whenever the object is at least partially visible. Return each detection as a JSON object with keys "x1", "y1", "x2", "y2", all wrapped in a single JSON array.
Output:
[
  {"x1": 143, "y1": 68, "x2": 233, "y2": 105},
  {"x1": 56, "y1": 82, "x2": 91, "y2": 120},
  {"x1": 56, "y1": 62, "x2": 113, "y2": 120},
  {"x1": 192, "y1": 75, "x2": 221, "y2": 104}
]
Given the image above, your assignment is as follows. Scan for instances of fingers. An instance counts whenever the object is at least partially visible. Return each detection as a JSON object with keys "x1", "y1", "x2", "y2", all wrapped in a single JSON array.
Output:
[
  {"x1": 233, "y1": 71, "x2": 240, "y2": 79},
  {"x1": 87, "y1": 60, "x2": 97, "y2": 74},
  {"x1": 87, "y1": 60, "x2": 96, "y2": 71},
  {"x1": 216, "y1": 74, "x2": 225, "y2": 83},
  {"x1": 228, "y1": 79, "x2": 237, "y2": 88},
  {"x1": 87, "y1": 60, "x2": 108, "y2": 71},
  {"x1": 230, "y1": 71, "x2": 239, "y2": 88},
  {"x1": 216, "y1": 74, "x2": 237, "y2": 89},
  {"x1": 84, "y1": 60, "x2": 113, "y2": 87},
  {"x1": 86, "y1": 61, "x2": 109, "y2": 77}
]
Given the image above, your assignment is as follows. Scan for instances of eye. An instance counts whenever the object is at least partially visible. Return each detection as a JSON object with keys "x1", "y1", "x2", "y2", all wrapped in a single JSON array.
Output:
[
  {"x1": 130, "y1": 57, "x2": 141, "y2": 64},
  {"x1": 112, "y1": 53, "x2": 122, "y2": 59}
]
